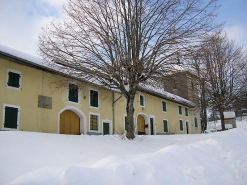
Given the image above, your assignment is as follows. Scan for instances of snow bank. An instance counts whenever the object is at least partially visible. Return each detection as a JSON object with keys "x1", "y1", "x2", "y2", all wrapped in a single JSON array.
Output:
[{"x1": 0, "y1": 121, "x2": 247, "y2": 185}]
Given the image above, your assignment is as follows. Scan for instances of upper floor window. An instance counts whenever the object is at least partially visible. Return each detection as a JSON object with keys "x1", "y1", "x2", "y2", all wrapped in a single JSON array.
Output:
[
  {"x1": 185, "y1": 107, "x2": 188, "y2": 117},
  {"x1": 162, "y1": 101, "x2": 167, "y2": 112},
  {"x1": 68, "y1": 83, "x2": 79, "y2": 103},
  {"x1": 6, "y1": 69, "x2": 22, "y2": 90},
  {"x1": 178, "y1": 105, "x2": 182, "y2": 115},
  {"x1": 179, "y1": 120, "x2": 184, "y2": 131},
  {"x1": 139, "y1": 94, "x2": 145, "y2": 107},
  {"x1": 90, "y1": 89, "x2": 99, "y2": 108},
  {"x1": 195, "y1": 117, "x2": 198, "y2": 127}
]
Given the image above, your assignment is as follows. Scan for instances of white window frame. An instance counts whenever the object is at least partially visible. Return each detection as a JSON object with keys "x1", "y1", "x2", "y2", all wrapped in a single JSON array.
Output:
[
  {"x1": 6, "y1": 69, "x2": 22, "y2": 90},
  {"x1": 162, "y1": 100, "x2": 167, "y2": 113},
  {"x1": 163, "y1": 119, "x2": 169, "y2": 134},
  {"x1": 89, "y1": 88, "x2": 99, "y2": 109},
  {"x1": 178, "y1": 105, "x2": 182, "y2": 116},
  {"x1": 2, "y1": 103, "x2": 20, "y2": 130},
  {"x1": 179, "y1": 119, "x2": 184, "y2": 132},
  {"x1": 139, "y1": 93, "x2": 145, "y2": 107},
  {"x1": 67, "y1": 82, "x2": 80, "y2": 104},
  {"x1": 185, "y1": 107, "x2": 188, "y2": 117},
  {"x1": 102, "y1": 119, "x2": 112, "y2": 135},
  {"x1": 89, "y1": 112, "x2": 100, "y2": 132}
]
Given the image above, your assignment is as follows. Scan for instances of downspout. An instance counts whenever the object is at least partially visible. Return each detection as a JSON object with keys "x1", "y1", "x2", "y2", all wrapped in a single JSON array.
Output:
[{"x1": 112, "y1": 92, "x2": 123, "y2": 134}]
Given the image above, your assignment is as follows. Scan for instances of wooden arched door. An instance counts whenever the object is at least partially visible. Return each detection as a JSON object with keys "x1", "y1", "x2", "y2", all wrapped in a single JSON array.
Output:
[
  {"x1": 60, "y1": 110, "x2": 80, "y2": 135},
  {"x1": 137, "y1": 115, "x2": 145, "y2": 135}
]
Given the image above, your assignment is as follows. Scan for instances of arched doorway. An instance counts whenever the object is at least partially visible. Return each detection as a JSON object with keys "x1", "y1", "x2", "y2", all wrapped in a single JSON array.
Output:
[
  {"x1": 60, "y1": 110, "x2": 80, "y2": 135},
  {"x1": 137, "y1": 115, "x2": 145, "y2": 135},
  {"x1": 58, "y1": 106, "x2": 87, "y2": 135}
]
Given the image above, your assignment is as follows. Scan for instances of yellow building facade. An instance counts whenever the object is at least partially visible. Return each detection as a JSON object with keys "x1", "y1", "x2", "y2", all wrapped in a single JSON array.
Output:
[{"x1": 0, "y1": 45, "x2": 201, "y2": 135}]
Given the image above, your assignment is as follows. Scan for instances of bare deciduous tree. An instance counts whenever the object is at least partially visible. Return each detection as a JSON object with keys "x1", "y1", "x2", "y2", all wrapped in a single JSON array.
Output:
[
  {"x1": 38, "y1": 0, "x2": 219, "y2": 139},
  {"x1": 188, "y1": 33, "x2": 247, "y2": 130},
  {"x1": 186, "y1": 50, "x2": 209, "y2": 132}
]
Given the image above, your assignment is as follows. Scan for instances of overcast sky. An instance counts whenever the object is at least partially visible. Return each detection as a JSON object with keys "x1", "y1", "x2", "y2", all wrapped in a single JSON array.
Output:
[{"x1": 0, "y1": 0, "x2": 246, "y2": 57}]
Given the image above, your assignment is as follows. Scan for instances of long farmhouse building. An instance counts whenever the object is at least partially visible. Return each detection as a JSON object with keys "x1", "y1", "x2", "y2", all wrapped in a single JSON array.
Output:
[{"x1": 0, "y1": 44, "x2": 201, "y2": 135}]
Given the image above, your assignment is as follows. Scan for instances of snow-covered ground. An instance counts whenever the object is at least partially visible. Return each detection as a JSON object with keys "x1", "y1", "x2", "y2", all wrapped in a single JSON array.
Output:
[{"x1": 1, "y1": 121, "x2": 247, "y2": 185}]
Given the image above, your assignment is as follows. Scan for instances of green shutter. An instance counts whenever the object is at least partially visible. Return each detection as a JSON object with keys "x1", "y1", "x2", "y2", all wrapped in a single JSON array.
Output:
[
  {"x1": 179, "y1": 106, "x2": 182, "y2": 115},
  {"x1": 185, "y1": 108, "x2": 188, "y2": 116},
  {"x1": 69, "y1": 84, "x2": 78, "y2": 103},
  {"x1": 125, "y1": 116, "x2": 127, "y2": 130},
  {"x1": 180, "y1": 120, "x2": 183, "y2": 131},
  {"x1": 140, "y1": 95, "x2": 144, "y2": 106},
  {"x1": 163, "y1": 120, "x2": 168, "y2": 132},
  {"x1": 162, "y1": 101, "x2": 167, "y2": 112},
  {"x1": 14, "y1": 73, "x2": 20, "y2": 88},
  {"x1": 4, "y1": 106, "x2": 18, "y2": 129},
  {"x1": 90, "y1": 90, "x2": 98, "y2": 107},
  {"x1": 195, "y1": 117, "x2": 198, "y2": 127},
  {"x1": 8, "y1": 72, "x2": 20, "y2": 88},
  {"x1": 103, "y1": 123, "x2": 110, "y2": 135}
]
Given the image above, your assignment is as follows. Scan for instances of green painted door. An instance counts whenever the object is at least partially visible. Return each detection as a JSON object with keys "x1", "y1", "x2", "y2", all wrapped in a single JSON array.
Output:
[{"x1": 103, "y1": 122, "x2": 110, "y2": 135}]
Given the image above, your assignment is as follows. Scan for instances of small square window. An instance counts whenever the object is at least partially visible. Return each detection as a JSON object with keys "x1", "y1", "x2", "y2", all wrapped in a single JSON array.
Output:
[
  {"x1": 163, "y1": 120, "x2": 168, "y2": 133},
  {"x1": 178, "y1": 105, "x2": 182, "y2": 115},
  {"x1": 179, "y1": 120, "x2": 183, "y2": 131},
  {"x1": 90, "y1": 114, "x2": 98, "y2": 131},
  {"x1": 3, "y1": 105, "x2": 19, "y2": 130},
  {"x1": 90, "y1": 89, "x2": 99, "y2": 108},
  {"x1": 162, "y1": 101, "x2": 167, "y2": 112},
  {"x1": 6, "y1": 70, "x2": 22, "y2": 90},
  {"x1": 140, "y1": 94, "x2": 145, "y2": 107},
  {"x1": 185, "y1": 107, "x2": 188, "y2": 117},
  {"x1": 68, "y1": 83, "x2": 79, "y2": 103}
]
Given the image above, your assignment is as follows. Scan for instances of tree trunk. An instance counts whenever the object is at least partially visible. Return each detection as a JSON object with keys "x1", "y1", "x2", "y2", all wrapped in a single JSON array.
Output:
[
  {"x1": 126, "y1": 94, "x2": 136, "y2": 139},
  {"x1": 219, "y1": 109, "x2": 225, "y2": 131},
  {"x1": 200, "y1": 83, "x2": 207, "y2": 132}
]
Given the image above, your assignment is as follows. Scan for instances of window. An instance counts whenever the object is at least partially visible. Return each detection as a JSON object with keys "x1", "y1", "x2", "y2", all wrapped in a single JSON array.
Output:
[
  {"x1": 178, "y1": 105, "x2": 182, "y2": 115},
  {"x1": 6, "y1": 69, "x2": 22, "y2": 90},
  {"x1": 195, "y1": 117, "x2": 198, "y2": 127},
  {"x1": 68, "y1": 83, "x2": 79, "y2": 103},
  {"x1": 163, "y1": 120, "x2": 168, "y2": 133},
  {"x1": 179, "y1": 120, "x2": 183, "y2": 131},
  {"x1": 3, "y1": 104, "x2": 20, "y2": 130},
  {"x1": 185, "y1": 107, "x2": 188, "y2": 117},
  {"x1": 90, "y1": 114, "x2": 99, "y2": 131},
  {"x1": 124, "y1": 116, "x2": 127, "y2": 131},
  {"x1": 90, "y1": 89, "x2": 99, "y2": 108},
  {"x1": 139, "y1": 94, "x2": 145, "y2": 107},
  {"x1": 124, "y1": 115, "x2": 134, "y2": 131},
  {"x1": 162, "y1": 101, "x2": 167, "y2": 112}
]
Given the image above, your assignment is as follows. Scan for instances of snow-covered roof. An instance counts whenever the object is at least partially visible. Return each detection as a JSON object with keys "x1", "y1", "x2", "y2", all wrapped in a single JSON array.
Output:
[
  {"x1": 0, "y1": 44, "x2": 195, "y2": 107},
  {"x1": 223, "y1": 112, "x2": 236, "y2": 119},
  {"x1": 139, "y1": 83, "x2": 195, "y2": 107}
]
